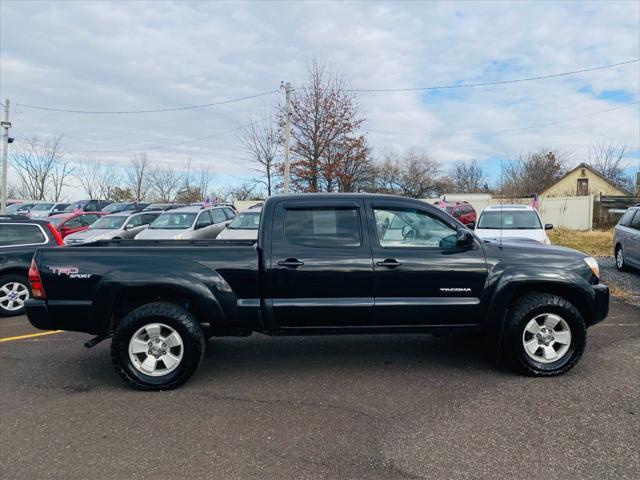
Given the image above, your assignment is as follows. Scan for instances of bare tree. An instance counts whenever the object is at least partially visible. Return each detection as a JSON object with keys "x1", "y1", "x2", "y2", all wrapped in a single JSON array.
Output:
[
  {"x1": 284, "y1": 58, "x2": 370, "y2": 192},
  {"x1": 149, "y1": 164, "x2": 182, "y2": 202},
  {"x1": 126, "y1": 153, "x2": 150, "y2": 202},
  {"x1": 450, "y1": 160, "x2": 486, "y2": 193},
  {"x1": 239, "y1": 112, "x2": 280, "y2": 196},
  {"x1": 11, "y1": 134, "x2": 68, "y2": 201},
  {"x1": 97, "y1": 164, "x2": 122, "y2": 200},
  {"x1": 226, "y1": 183, "x2": 260, "y2": 202},
  {"x1": 74, "y1": 159, "x2": 102, "y2": 199},
  {"x1": 587, "y1": 141, "x2": 632, "y2": 192},
  {"x1": 502, "y1": 150, "x2": 569, "y2": 198},
  {"x1": 375, "y1": 151, "x2": 442, "y2": 198},
  {"x1": 50, "y1": 159, "x2": 73, "y2": 201}
]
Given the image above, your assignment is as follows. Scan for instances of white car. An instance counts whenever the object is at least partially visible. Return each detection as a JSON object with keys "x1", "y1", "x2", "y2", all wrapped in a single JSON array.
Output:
[
  {"x1": 135, "y1": 206, "x2": 230, "y2": 240},
  {"x1": 474, "y1": 205, "x2": 552, "y2": 244},
  {"x1": 217, "y1": 207, "x2": 261, "y2": 240}
]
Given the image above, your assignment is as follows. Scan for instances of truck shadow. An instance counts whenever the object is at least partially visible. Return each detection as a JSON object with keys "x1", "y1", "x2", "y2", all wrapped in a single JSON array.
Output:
[{"x1": 198, "y1": 332, "x2": 500, "y2": 379}]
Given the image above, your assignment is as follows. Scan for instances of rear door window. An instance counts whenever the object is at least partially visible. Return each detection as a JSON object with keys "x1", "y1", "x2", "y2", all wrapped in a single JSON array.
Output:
[
  {"x1": 222, "y1": 208, "x2": 236, "y2": 220},
  {"x1": 630, "y1": 211, "x2": 640, "y2": 231},
  {"x1": 211, "y1": 209, "x2": 227, "y2": 224},
  {"x1": 284, "y1": 207, "x2": 361, "y2": 248},
  {"x1": 0, "y1": 224, "x2": 47, "y2": 247}
]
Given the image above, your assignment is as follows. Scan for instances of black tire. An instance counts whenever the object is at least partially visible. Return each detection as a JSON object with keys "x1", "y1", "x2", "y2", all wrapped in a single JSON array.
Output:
[
  {"x1": 0, "y1": 273, "x2": 31, "y2": 317},
  {"x1": 615, "y1": 245, "x2": 630, "y2": 272},
  {"x1": 111, "y1": 302, "x2": 206, "y2": 391},
  {"x1": 502, "y1": 293, "x2": 586, "y2": 376}
]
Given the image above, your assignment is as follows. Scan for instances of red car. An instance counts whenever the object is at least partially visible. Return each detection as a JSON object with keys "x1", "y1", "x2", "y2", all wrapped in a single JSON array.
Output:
[
  {"x1": 47, "y1": 211, "x2": 107, "y2": 239},
  {"x1": 443, "y1": 201, "x2": 477, "y2": 227}
]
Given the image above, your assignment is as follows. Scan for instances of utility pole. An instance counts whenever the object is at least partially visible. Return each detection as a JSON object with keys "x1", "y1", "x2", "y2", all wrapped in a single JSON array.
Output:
[
  {"x1": 1, "y1": 99, "x2": 11, "y2": 215},
  {"x1": 281, "y1": 82, "x2": 293, "y2": 194}
]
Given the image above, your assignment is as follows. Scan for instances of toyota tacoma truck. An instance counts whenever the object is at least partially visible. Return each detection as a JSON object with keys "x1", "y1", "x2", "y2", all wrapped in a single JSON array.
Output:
[{"x1": 24, "y1": 194, "x2": 609, "y2": 390}]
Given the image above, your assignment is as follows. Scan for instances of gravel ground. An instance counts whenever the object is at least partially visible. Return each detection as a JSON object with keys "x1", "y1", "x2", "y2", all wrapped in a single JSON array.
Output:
[{"x1": 597, "y1": 256, "x2": 640, "y2": 306}]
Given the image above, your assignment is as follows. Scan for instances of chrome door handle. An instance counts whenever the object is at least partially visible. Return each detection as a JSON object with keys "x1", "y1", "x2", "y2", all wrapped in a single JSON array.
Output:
[
  {"x1": 277, "y1": 259, "x2": 304, "y2": 268},
  {"x1": 376, "y1": 259, "x2": 401, "y2": 268}
]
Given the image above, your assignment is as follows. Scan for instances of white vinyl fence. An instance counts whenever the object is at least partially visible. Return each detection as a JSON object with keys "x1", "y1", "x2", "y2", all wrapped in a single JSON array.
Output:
[{"x1": 426, "y1": 194, "x2": 594, "y2": 230}]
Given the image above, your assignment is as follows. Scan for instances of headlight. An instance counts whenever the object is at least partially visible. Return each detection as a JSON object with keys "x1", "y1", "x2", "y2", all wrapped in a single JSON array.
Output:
[{"x1": 584, "y1": 257, "x2": 599, "y2": 279}]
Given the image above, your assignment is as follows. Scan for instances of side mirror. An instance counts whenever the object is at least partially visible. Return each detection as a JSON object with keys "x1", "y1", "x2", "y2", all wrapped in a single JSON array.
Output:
[
  {"x1": 125, "y1": 223, "x2": 134, "y2": 230},
  {"x1": 544, "y1": 223, "x2": 554, "y2": 230},
  {"x1": 466, "y1": 222, "x2": 475, "y2": 230},
  {"x1": 225, "y1": 221, "x2": 231, "y2": 227},
  {"x1": 456, "y1": 228, "x2": 474, "y2": 248}
]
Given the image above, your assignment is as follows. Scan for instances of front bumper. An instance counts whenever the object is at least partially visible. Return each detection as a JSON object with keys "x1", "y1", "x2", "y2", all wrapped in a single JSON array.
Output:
[{"x1": 589, "y1": 284, "x2": 609, "y2": 326}]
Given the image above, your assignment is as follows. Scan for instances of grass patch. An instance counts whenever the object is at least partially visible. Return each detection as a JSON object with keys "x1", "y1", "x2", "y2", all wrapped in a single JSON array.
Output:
[{"x1": 548, "y1": 228, "x2": 614, "y2": 256}]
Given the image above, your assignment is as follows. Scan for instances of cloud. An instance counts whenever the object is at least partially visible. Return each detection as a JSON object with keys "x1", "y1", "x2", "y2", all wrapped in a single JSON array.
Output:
[{"x1": 1, "y1": 0, "x2": 638, "y2": 199}]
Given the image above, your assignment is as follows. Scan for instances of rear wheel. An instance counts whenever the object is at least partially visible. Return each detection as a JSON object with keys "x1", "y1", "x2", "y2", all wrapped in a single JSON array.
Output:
[
  {"x1": 111, "y1": 302, "x2": 206, "y2": 390},
  {"x1": 615, "y1": 245, "x2": 629, "y2": 271},
  {"x1": 0, "y1": 274, "x2": 31, "y2": 317},
  {"x1": 503, "y1": 293, "x2": 586, "y2": 376}
]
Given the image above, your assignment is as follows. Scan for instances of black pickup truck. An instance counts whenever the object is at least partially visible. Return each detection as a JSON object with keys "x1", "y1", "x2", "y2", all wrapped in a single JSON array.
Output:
[{"x1": 25, "y1": 194, "x2": 609, "y2": 390}]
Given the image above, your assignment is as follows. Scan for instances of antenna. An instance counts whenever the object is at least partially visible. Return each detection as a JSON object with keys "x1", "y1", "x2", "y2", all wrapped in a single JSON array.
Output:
[{"x1": 499, "y1": 158, "x2": 503, "y2": 248}]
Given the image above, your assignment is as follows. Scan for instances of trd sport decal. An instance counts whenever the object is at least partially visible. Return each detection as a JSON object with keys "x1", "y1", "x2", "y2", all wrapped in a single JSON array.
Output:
[{"x1": 49, "y1": 266, "x2": 93, "y2": 279}]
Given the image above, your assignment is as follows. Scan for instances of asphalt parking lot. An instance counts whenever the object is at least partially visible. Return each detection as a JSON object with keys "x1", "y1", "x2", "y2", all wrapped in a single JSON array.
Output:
[{"x1": 1, "y1": 300, "x2": 639, "y2": 480}]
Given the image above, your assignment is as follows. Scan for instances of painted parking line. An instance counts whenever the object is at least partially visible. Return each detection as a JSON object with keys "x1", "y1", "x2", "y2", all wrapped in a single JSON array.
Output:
[{"x1": 0, "y1": 330, "x2": 64, "y2": 343}]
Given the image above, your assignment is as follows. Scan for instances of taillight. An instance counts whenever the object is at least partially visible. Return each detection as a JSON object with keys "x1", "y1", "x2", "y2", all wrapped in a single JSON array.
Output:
[
  {"x1": 29, "y1": 259, "x2": 46, "y2": 299},
  {"x1": 46, "y1": 222, "x2": 64, "y2": 246}
]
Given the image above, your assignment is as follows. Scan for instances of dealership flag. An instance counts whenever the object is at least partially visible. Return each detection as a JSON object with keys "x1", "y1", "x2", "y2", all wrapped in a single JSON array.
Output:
[
  {"x1": 531, "y1": 194, "x2": 540, "y2": 210},
  {"x1": 204, "y1": 197, "x2": 211, "y2": 208}
]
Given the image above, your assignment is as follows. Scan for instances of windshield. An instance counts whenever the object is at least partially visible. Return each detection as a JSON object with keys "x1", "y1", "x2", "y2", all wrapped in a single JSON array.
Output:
[
  {"x1": 89, "y1": 216, "x2": 127, "y2": 229},
  {"x1": 477, "y1": 210, "x2": 542, "y2": 230},
  {"x1": 228, "y1": 212, "x2": 260, "y2": 230},
  {"x1": 6, "y1": 203, "x2": 30, "y2": 213},
  {"x1": 150, "y1": 212, "x2": 196, "y2": 229},
  {"x1": 31, "y1": 203, "x2": 55, "y2": 211},
  {"x1": 48, "y1": 217, "x2": 65, "y2": 227},
  {"x1": 103, "y1": 203, "x2": 126, "y2": 213}
]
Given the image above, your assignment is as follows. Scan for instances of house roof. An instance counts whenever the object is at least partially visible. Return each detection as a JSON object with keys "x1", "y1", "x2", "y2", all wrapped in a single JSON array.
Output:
[{"x1": 541, "y1": 162, "x2": 632, "y2": 196}]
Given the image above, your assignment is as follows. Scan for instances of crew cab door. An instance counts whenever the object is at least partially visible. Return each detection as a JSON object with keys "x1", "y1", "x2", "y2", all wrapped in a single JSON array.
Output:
[
  {"x1": 265, "y1": 199, "x2": 374, "y2": 328},
  {"x1": 366, "y1": 199, "x2": 488, "y2": 326}
]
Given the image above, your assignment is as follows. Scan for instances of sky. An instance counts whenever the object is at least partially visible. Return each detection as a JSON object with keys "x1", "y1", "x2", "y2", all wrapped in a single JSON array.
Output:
[{"x1": 1, "y1": 0, "x2": 639, "y2": 200}]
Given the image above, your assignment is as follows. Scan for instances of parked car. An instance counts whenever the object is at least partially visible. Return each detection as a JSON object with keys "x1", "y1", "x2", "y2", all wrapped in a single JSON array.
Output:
[
  {"x1": 217, "y1": 206, "x2": 261, "y2": 240},
  {"x1": 0, "y1": 215, "x2": 63, "y2": 316},
  {"x1": 47, "y1": 211, "x2": 106, "y2": 239},
  {"x1": 142, "y1": 203, "x2": 185, "y2": 212},
  {"x1": 25, "y1": 193, "x2": 609, "y2": 390},
  {"x1": 28, "y1": 202, "x2": 69, "y2": 218},
  {"x1": 442, "y1": 201, "x2": 477, "y2": 227},
  {"x1": 62, "y1": 200, "x2": 112, "y2": 213},
  {"x1": 64, "y1": 211, "x2": 162, "y2": 245},
  {"x1": 135, "y1": 206, "x2": 230, "y2": 240},
  {"x1": 475, "y1": 205, "x2": 552, "y2": 244},
  {"x1": 5, "y1": 201, "x2": 41, "y2": 216},
  {"x1": 102, "y1": 202, "x2": 150, "y2": 214},
  {"x1": 614, "y1": 204, "x2": 640, "y2": 271}
]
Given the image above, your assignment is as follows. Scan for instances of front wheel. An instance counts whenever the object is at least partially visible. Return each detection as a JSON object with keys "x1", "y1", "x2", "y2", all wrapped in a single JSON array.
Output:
[
  {"x1": 502, "y1": 293, "x2": 586, "y2": 376},
  {"x1": 111, "y1": 302, "x2": 206, "y2": 390}
]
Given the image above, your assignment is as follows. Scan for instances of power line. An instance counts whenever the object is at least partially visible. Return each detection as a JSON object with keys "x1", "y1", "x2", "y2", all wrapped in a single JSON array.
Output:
[
  {"x1": 62, "y1": 115, "x2": 276, "y2": 154},
  {"x1": 367, "y1": 101, "x2": 640, "y2": 137},
  {"x1": 346, "y1": 59, "x2": 639, "y2": 92},
  {"x1": 15, "y1": 90, "x2": 279, "y2": 115}
]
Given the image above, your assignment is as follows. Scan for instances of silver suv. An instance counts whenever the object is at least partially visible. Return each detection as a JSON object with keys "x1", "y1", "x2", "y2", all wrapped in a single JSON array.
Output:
[
  {"x1": 135, "y1": 206, "x2": 230, "y2": 240},
  {"x1": 614, "y1": 204, "x2": 640, "y2": 271}
]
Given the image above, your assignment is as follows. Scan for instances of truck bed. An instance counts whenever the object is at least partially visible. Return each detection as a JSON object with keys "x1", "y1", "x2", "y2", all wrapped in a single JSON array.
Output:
[{"x1": 73, "y1": 239, "x2": 257, "y2": 248}]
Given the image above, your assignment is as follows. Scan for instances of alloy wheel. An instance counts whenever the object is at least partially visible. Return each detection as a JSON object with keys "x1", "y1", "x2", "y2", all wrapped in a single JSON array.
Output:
[
  {"x1": 0, "y1": 282, "x2": 29, "y2": 312},
  {"x1": 522, "y1": 313, "x2": 572, "y2": 364},
  {"x1": 128, "y1": 323, "x2": 184, "y2": 376}
]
